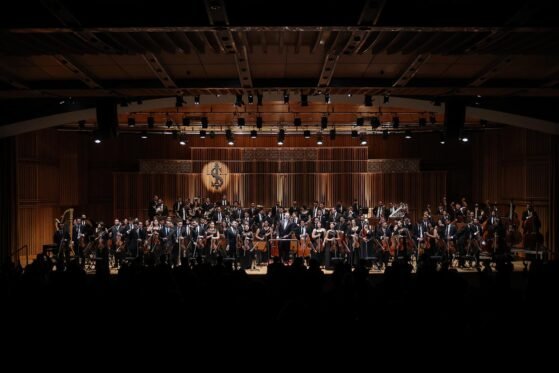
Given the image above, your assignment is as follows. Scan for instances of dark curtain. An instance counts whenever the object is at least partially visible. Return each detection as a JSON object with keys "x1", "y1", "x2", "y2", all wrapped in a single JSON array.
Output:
[
  {"x1": 550, "y1": 136, "x2": 559, "y2": 257},
  {"x1": 0, "y1": 136, "x2": 17, "y2": 266}
]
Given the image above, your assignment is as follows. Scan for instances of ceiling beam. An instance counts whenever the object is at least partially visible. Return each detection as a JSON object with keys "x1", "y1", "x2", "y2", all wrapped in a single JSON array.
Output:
[
  {"x1": 205, "y1": 0, "x2": 252, "y2": 88},
  {"x1": 40, "y1": 0, "x2": 118, "y2": 53},
  {"x1": 9, "y1": 26, "x2": 558, "y2": 34},
  {"x1": 468, "y1": 55, "x2": 513, "y2": 87},
  {"x1": 0, "y1": 67, "x2": 31, "y2": 90},
  {"x1": 52, "y1": 54, "x2": 103, "y2": 89},
  {"x1": 392, "y1": 54, "x2": 430, "y2": 88},
  {"x1": 318, "y1": 0, "x2": 385, "y2": 88},
  {"x1": 142, "y1": 53, "x2": 178, "y2": 90}
]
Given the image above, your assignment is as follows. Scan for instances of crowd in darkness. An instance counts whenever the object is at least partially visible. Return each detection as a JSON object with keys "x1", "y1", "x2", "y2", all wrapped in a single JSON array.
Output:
[{"x1": 1, "y1": 254, "x2": 558, "y2": 346}]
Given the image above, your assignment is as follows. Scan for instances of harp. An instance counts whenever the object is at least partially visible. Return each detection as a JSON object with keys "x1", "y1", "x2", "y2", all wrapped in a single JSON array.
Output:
[{"x1": 55, "y1": 208, "x2": 74, "y2": 256}]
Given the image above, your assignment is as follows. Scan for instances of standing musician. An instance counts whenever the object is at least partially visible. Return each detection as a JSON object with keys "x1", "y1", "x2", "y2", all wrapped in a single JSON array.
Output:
[
  {"x1": 323, "y1": 221, "x2": 338, "y2": 268},
  {"x1": 522, "y1": 203, "x2": 542, "y2": 250},
  {"x1": 277, "y1": 212, "x2": 293, "y2": 263},
  {"x1": 295, "y1": 220, "x2": 313, "y2": 259},
  {"x1": 225, "y1": 221, "x2": 240, "y2": 260},
  {"x1": 254, "y1": 220, "x2": 272, "y2": 265},
  {"x1": 375, "y1": 220, "x2": 391, "y2": 269},
  {"x1": 311, "y1": 221, "x2": 326, "y2": 266},
  {"x1": 240, "y1": 222, "x2": 254, "y2": 269}
]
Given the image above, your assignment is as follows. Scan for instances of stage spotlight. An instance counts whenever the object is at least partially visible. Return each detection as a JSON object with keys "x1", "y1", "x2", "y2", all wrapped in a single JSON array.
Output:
[
  {"x1": 176, "y1": 96, "x2": 185, "y2": 107},
  {"x1": 182, "y1": 117, "x2": 191, "y2": 126},
  {"x1": 238, "y1": 117, "x2": 245, "y2": 127},
  {"x1": 93, "y1": 132, "x2": 102, "y2": 144},
  {"x1": 371, "y1": 116, "x2": 380, "y2": 128},
  {"x1": 383, "y1": 95, "x2": 390, "y2": 104},
  {"x1": 147, "y1": 116, "x2": 155, "y2": 128},
  {"x1": 194, "y1": 95, "x2": 200, "y2": 105},
  {"x1": 140, "y1": 131, "x2": 148, "y2": 139},
  {"x1": 303, "y1": 130, "x2": 311, "y2": 138},
  {"x1": 277, "y1": 129, "x2": 285, "y2": 145},
  {"x1": 294, "y1": 118, "x2": 302, "y2": 127},
  {"x1": 360, "y1": 133, "x2": 368, "y2": 145},
  {"x1": 127, "y1": 117, "x2": 135, "y2": 127},
  {"x1": 461, "y1": 136, "x2": 469, "y2": 143},
  {"x1": 78, "y1": 120, "x2": 86, "y2": 129},
  {"x1": 256, "y1": 116, "x2": 263, "y2": 129},
  {"x1": 440, "y1": 133, "x2": 446, "y2": 144},
  {"x1": 364, "y1": 95, "x2": 373, "y2": 107},
  {"x1": 405, "y1": 130, "x2": 412, "y2": 139},
  {"x1": 418, "y1": 118, "x2": 427, "y2": 127},
  {"x1": 199, "y1": 130, "x2": 207, "y2": 138},
  {"x1": 329, "y1": 129, "x2": 336, "y2": 140},
  {"x1": 351, "y1": 130, "x2": 358, "y2": 138},
  {"x1": 356, "y1": 117, "x2": 364, "y2": 127},
  {"x1": 250, "y1": 130, "x2": 257, "y2": 138},
  {"x1": 257, "y1": 94, "x2": 263, "y2": 106},
  {"x1": 316, "y1": 134, "x2": 323, "y2": 145},
  {"x1": 301, "y1": 94, "x2": 308, "y2": 106},
  {"x1": 382, "y1": 130, "x2": 389, "y2": 139},
  {"x1": 283, "y1": 92, "x2": 289, "y2": 104},
  {"x1": 235, "y1": 94, "x2": 244, "y2": 107},
  {"x1": 226, "y1": 129, "x2": 234, "y2": 145},
  {"x1": 321, "y1": 116, "x2": 328, "y2": 129},
  {"x1": 179, "y1": 139, "x2": 187, "y2": 146},
  {"x1": 392, "y1": 116, "x2": 400, "y2": 128},
  {"x1": 201, "y1": 117, "x2": 208, "y2": 128},
  {"x1": 325, "y1": 93, "x2": 331, "y2": 104},
  {"x1": 248, "y1": 94, "x2": 254, "y2": 104}
]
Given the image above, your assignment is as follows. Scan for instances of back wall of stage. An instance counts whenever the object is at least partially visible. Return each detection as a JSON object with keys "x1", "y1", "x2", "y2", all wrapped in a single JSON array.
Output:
[{"x1": 10, "y1": 126, "x2": 557, "y2": 261}]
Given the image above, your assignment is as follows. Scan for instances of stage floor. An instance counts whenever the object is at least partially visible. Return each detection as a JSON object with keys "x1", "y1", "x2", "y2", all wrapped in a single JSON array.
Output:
[{"x1": 101, "y1": 259, "x2": 530, "y2": 276}]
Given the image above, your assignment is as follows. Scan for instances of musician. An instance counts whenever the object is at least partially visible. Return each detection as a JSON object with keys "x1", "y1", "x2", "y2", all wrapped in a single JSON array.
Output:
[
  {"x1": 202, "y1": 197, "x2": 214, "y2": 213},
  {"x1": 231, "y1": 201, "x2": 244, "y2": 221},
  {"x1": 255, "y1": 221, "x2": 272, "y2": 265},
  {"x1": 160, "y1": 221, "x2": 175, "y2": 264},
  {"x1": 375, "y1": 220, "x2": 391, "y2": 269},
  {"x1": 240, "y1": 223, "x2": 254, "y2": 269},
  {"x1": 155, "y1": 198, "x2": 169, "y2": 218},
  {"x1": 218, "y1": 193, "x2": 229, "y2": 207},
  {"x1": 373, "y1": 201, "x2": 388, "y2": 220},
  {"x1": 148, "y1": 195, "x2": 159, "y2": 219},
  {"x1": 126, "y1": 221, "x2": 140, "y2": 258},
  {"x1": 289, "y1": 200, "x2": 300, "y2": 215},
  {"x1": 324, "y1": 221, "x2": 338, "y2": 267},
  {"x1": 352, "y1": 199, "x2": 360, "y2": 216},
  {"x1": 311, "y1": 221, "x2": 325, "y2": 265},
  {"x1": 522, "y1": 203, "x2": 542, "y2": 250},
  {"x1": 213, "y1": 206, "x2": 225, "y2": 224},
  {"x1": 53, "y1": 222, "x2": 70, "y2": 259},
  {"x1": 311, "y1": 201, "x2": 320, "y2": 218},
  {"x1": 278, "y1": 212, "x2": 292, "y2": 262},
  {"x1": 226, "y1": 221, "x2": 240, "y2": 258},
  {"x1": 173, "y1": 197, "x2": 184, "y2": 217}
]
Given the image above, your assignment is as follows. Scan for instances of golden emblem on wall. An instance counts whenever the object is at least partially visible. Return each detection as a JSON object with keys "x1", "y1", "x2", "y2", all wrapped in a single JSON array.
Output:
[{"x1": 201, "y1": 161, "x2": 230, "y2": 192}]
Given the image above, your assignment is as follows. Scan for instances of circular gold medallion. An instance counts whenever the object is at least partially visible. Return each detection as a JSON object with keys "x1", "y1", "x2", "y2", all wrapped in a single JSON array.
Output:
[{"x1": 201, "y1": 161, "x2": 229, "y2": 193}]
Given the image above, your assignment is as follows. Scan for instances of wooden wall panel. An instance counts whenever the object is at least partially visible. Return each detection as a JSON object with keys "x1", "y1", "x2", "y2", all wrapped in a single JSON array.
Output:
[
  {"x1": 113, "y1": 171, "x2": 446, "y2": 222},
  {"x1": 17, "y1": 163, "x2": 37, "y2": 202},
  {"x1": 526, "y1": 161, "x2": 549, "y2": 200}
]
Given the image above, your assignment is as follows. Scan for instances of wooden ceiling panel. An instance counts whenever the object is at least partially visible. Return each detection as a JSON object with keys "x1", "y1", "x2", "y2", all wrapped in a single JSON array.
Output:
[
  {"x1": 38, "y1": 65, "x2": 77, "y2": 79},
  {"x1": 202, "y1": 64, "x2": 239, "y2": 78},
  {"x1": 333, "y1": 64, "x2": 369, "y2": 78},
  {"x1": 251, "y1": 64, "x2": 285, "y2": 79},
  {"x1": 165, "y1": 64, "x2": 207, "y2": 79},
  {"x1": 156, "y1": 52, "x2": 202, "y2": 65},
  {"x1": 442, "y1": 64, "x2": 486, "y2": 78},
  {"x1": 363, "y1": 63, "x2": 407, "y2": 78},
  {"x1": 285, "y1": 51, "x2": 324, "y2": 64},
  {"x1": 370, "y1": 52, "x2": 412, "y2": 64},
  {"x1": 413, "y1": 63, "x2": 450, "y2": 78},
  {"x1": 283, "y1": 63, "x2": 323, "y2": 78},
  {"x1": 118, "y1": 65, "x2": 158, "y2": 80}
]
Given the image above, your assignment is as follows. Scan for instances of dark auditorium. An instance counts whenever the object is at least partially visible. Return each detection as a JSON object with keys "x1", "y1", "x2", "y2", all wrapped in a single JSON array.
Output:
[{"x1": 1, "y1": 0, "x2": 558, "y2": 343}]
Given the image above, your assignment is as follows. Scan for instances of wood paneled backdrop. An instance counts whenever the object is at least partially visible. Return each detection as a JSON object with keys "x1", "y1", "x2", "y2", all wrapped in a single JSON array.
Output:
[{"x1": 13, "y1": 127, "x2": 557, "y2": 262}]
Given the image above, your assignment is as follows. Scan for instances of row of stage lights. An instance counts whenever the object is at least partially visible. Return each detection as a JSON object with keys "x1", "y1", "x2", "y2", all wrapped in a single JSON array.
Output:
[
  {"x1": 94, "y1": 128, "x2": 466, "y2": 146},
  {"x1": 173, "y1": 93, "x2": 390, "y2": 107},
  {"x1": 124, "y1": 113, "x2": 437, "y2": 130}
]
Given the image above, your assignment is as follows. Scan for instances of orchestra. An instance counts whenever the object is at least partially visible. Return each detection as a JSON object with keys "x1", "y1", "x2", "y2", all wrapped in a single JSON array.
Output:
[{"x1": 54, "y1": 193, "x2": 545, "y2": 271}]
